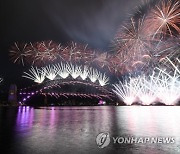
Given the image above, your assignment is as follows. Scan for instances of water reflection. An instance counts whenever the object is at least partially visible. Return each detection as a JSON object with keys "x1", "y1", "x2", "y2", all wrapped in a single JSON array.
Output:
[
  {"x1": 14, "y1": 106, "x2": 117, "y2": 154},
  {"x1": 0, "y1": 106, "x2": 180, "y2": 153},
  {"x1": 116, "y1": 106, "x2": 180, "y2": 153},
  {"x1": 116, "y1": 107, "x2": 180, "y2": 136},
  {"x1": 16, "y1": 106, "x2": 34, "y2": 132}
]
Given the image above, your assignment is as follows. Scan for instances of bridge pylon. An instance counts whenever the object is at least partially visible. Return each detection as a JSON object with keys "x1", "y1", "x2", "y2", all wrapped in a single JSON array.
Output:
[{"x1": 8, "y1": 84, "x2": 18, "y2": 106}]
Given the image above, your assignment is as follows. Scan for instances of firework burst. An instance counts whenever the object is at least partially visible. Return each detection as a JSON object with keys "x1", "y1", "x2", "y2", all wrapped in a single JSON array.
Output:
[
  {"x1": 56, "y1": 63, "x2": 70, "y2": 79},
  {"x1": 136, "y1": 38, "x2": 179, "y2": 74},
  {"x1": 28, "y1": 40, "x2": 62, "y2": 65},
  {"x1": 112, "y1": 78, "x2": 140, "y2": 105},
  {"x1": 97, "y1": 73, "x2": 109, "y2": 86},
  {"x1": 88, "y1": 68, "x2": 100, "y2": 83},
  {"x1": 60, "y1": 42, "x2": 96, "y2": 64},
  {"x1": 42, "y1": 65, "x2": 59, "y2": 80},
  {"x1": 9, "y1": 42, "x2": 31, "y2": 66},
  {"x1": 80, "y1": 65, "x2": 89, "y2": 80},
  {"x1": 144, "y1": 0, "x2": 180, "y2": 38},
  {"x1": 22, "y1": 63, "x2": 110, "y2": 87},
  {"x1": 9, "y1": 41, "x2": 99, "y2": 67},
  {"x1": 22, "y1": 67, "x2": 46, "y2": 84},
  {"x1": 155, "y1": 66, "x2": 180, "y2": 105},
  {"x1": 67, "y1": 63, "x2": 82, "y2": 79},
  {"x1": 113, "y1": 17, "x2": 152, "y2": 74},
  {"x1": 113, "y1": 58, "x2": 180, "y2": 105}
]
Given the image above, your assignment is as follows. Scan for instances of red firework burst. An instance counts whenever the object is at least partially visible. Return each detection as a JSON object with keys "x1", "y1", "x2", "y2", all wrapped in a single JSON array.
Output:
[
  {"x1": 28, "y1": 40, "x2": 63, "y2": 65},
  {"x1": 144, "y1": 0, "x2": 180, "y2": 39},
  {"x1": 113, "y1": 17, "x2": 152, "y2": 74},
  {"x1": 61, "y1": 42, "x2": 95, "y2": 64}
]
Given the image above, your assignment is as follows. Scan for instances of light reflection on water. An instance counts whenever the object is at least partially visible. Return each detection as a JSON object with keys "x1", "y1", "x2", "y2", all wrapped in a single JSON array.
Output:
[
  {"x1": 116, "y1": 107, "x2": 180, "y2": 154},
  {"x1": 0, "y1": 106, "x2": 180, "y2": 154},
  {"x1": 117, "y1": 107, "x2": 180, "y2": 136}
]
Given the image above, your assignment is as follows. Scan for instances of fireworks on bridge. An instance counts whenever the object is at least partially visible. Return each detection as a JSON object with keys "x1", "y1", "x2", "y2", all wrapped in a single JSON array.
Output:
[
  {"x1": 42, "y1": 65, "x2": 59, "y2": 80},
  {"x1": 22, "y1": 67, "x2": 46, "y2": 84},
  {"x1": 19, "y1": 77, "x2": 114, "y2": 104},
  {"x1": 79, "y1": 65, "x2": 89, "y2": 80},
  {"x1": 22, "y1": 62, "x2": 110, "y2": 87},
  {"x1": 67, "y1": 63, "x2": 82, "y2": 79}
]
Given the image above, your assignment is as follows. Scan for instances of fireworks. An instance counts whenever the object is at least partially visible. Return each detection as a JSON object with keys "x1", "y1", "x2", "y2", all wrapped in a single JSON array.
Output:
[
  {"x1": 115, "y1": 17, "x2": 150, "y2": 53},
  {"x1": 42, "y1": 65, "x2": 59, "y2": 80},
  {"x1": 10, "y1": 0, "x2": 179, "y2": 105},
  {"x1": 113, "y1": 58, "x2": 180, "y2": 105},
  {"x1": 9, "y1": 42, "x2": 31, "y2": 66},
  {"x1": 9, "y1": 41, "x2": 97, "y2": 66},
  {"x1": 88, "y1": 68, "x2": 99, "y2": 83},
  {"x1": 111, "y1": 0, "x2": 180, "y2": 75},
  {"x1": 113, "y1": 18, "x2": 179, "y2": 74},
  {"x1": 61, "y1": 42, "x2": 95, "y2": 63},
  {"x1": 9, "y1": 40, "x2": 126, "y2": 74},
  {"x1": 144, "y1": 0, "x2": 180, "y2": 38},
  {"x1": 113, "y1": 17, "x2": 152, "y2": 74},
  {"x1": 92, "y1": 52, "x2": 111, "y2": 70},
  {"x1": 155, "y1": 70, "x2": 180, "y2": 105},
  {"x1": 113, "y1": 80, "x2": 138, "y2": 105},
  {"x1": 22, "y1": 62, "x2": 109, "y2": 87},
  {"x1": 56, "y1": 63, "x2": 70, "y2": 79},
  {"x1": 137, "y1": 38, "x2": 179, "y2": 74},
  {"x1": 98, "y1": 73, "x2": 109, "y2": 87},
  {"x1": 28, "y1": 41, "x2": 62, "y2": 65},
  {"x1": 22, "y1": 67, "x2": 46, "y2": 84},
  {"x1": 67, "y1": 63, "x2": 82, "y2": 79},
  {"x1": 80, "y1": 65, "x2": 89, "y2": 80}
]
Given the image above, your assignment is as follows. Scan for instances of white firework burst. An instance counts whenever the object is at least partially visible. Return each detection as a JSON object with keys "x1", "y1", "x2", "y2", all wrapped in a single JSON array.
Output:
[
  {"x1": 113, "y1": 61, "x2": 180, "y2": 105},
  {"x1": 9, "y1": 42, "x2": 30, "y2": 66},
  {"x1": 88, "y1": 68, "x2": 99, "y2": 83},
  {"x1": 80, "y1": 65, "x2": 89, "y2": 80},
  {"x1": 137, "y1": 74, "x2": 158, "y2": 105},
  {"x1": 166, "y1": 57, "x2": 180, "y2": 74},
  {"x1": 97, "y1": 73, "x2": 109, "y2": 86},
  {"x1": 22, "y1": 62, "x2": 110, "y2": 87},
  {"x1": 42, "y1": 65, "x2": 59, "y2": 80},
  {"x1": 22, "y1": 67, "x2": 46, "y2": 83},
  {"x1": 68, "y1": 63, "x2": 81, "y2": 79},
  {"x1": 112, "y1": 79, "x2": 139, "y2": 105},
  {"x1": 155, "y1": 61, "x2": 180, "y2": 105},
  {"x1": 56, "y1": 63, "x2": 70, "y2": 79}
]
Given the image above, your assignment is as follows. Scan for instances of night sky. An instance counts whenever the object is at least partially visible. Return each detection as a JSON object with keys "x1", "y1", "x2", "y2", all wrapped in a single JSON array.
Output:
[{"x1": 0, "y1": 0, "x2": 143, "y2": 89}]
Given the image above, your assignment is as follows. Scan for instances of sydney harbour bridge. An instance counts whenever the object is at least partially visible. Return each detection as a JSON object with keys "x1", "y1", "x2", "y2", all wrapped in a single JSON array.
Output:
[{"x1": 18, "y1": 62, "x2": 117, "y2": 105}]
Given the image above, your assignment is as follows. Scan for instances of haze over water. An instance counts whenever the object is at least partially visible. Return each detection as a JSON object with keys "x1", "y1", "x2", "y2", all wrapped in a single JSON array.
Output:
[{"x1": 0, "y1": 106, "x2": 180, "y2": 154}]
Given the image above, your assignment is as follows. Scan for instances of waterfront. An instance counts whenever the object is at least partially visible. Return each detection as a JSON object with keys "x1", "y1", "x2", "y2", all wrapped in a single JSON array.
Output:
[{"x1": 0, "y1": 106, "x2": 180, "y2": 154}]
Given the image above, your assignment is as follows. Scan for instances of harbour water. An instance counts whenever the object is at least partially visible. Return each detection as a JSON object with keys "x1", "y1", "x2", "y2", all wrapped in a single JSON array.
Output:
[{"x1": 0, "y1": 106, "x2": 180, "y2": 154}]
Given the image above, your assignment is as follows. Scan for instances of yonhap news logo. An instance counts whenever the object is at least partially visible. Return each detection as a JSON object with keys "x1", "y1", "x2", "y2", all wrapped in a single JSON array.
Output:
[
  {"x1": 96, "y1": 132, "x2": 111, "y2": 148},
  {"x1": 96, "y1": 132, "x2": 175, "y2": 148}
]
